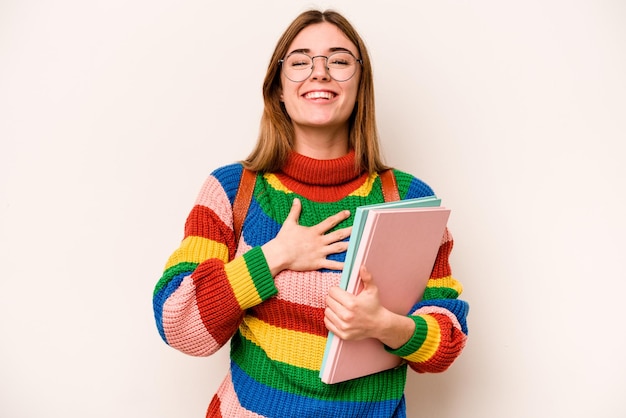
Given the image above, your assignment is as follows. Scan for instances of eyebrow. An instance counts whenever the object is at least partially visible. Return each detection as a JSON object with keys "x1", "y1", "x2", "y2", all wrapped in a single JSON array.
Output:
[{"x1": 287, "y1": 47, "x2": 355, "y2": 56}]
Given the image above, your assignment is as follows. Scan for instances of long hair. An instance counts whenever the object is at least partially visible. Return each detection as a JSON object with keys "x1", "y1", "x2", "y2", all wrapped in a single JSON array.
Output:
[{"x1": 243, "y1": 9, "x2": 388, "y2": 174}]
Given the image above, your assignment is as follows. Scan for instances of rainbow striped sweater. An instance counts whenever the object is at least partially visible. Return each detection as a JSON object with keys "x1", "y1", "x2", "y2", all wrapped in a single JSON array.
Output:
[{"x1": 153, "y1": 151, "x2": 469, "y2": 417}]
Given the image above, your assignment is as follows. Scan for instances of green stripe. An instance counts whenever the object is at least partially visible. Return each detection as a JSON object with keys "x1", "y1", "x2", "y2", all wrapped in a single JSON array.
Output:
[
  {"x1": 423, "y1": 286, "x2": 460, "y2": 300},
  {"x1": 242, "y1": 246, "x2": 277, "y2": 300},
  {"x1": 153, "y1": 262, "x2": 198, "y2": 296},
  {"x1": 230, "y1": 333, "x2": 406, "y2": 401},
  {"x1": 257, "y1": 178, "x2": 384, "y2": 229},
  {"x1": 391, "y1": 169, "x2": 412, "y2": 199},
  {"x1": 386, "y1": 316, "x2": 428, "y2": 358}
]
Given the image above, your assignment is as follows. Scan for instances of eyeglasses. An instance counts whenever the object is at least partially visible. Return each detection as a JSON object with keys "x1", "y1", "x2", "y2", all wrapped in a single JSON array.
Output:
[{"x1": 279, "y1": 51, "x2": 362, "y2": 82}]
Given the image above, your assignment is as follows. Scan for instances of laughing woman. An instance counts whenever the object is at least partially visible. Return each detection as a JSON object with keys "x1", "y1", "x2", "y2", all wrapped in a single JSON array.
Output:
[{"x1": 153, "y1": 9, "x2": 469, "y2": 418}]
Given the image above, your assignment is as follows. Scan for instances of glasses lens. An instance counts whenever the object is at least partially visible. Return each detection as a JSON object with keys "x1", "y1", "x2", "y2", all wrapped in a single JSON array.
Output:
[
  {"x1": 327, "y1": 52, "x2": 357, "y2": 82},
  {"x1": 282, "y1": 52, "x2": 359, "y2": 82},
  {"x1": 283, "y1": 53, "x2": 313, "y2": 82}
]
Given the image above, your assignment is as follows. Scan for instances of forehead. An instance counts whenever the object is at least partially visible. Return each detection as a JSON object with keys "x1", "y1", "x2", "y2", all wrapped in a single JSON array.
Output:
[{"x1": 288, "y1": 22, "x2": 357, "y2": 54}]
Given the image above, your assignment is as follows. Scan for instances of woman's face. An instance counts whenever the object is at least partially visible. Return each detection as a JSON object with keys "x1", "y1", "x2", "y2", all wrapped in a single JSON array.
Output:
[{"x1": 280, "y1": 22, "x2": 361, "y2": 137}]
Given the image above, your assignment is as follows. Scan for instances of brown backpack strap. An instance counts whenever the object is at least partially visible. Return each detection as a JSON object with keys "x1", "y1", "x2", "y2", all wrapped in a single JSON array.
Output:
[
  {"x1": 380, "y1": 169, "x2": 400, "y2": 202},
  {"x1": 232, "y1": 167, "x2": 257, "y2": 248}
]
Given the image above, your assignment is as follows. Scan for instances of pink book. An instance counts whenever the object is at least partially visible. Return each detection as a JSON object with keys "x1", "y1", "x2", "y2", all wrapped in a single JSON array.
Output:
[{"x1": 320, "y1": 206, "x2": 450, "y2": 384}]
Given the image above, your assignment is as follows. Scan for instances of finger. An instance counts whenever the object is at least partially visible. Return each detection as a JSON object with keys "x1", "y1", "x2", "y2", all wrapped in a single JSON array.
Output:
[
  {"x1": 284, "y1": 197, "x2": 302, "y2": 225},
  {"x1": 327, "y1": 285, "x2": 346, "y2": 301},
  {"x1": 320, "y1": 259, "x2": 345, "y2": 272},
  {"x1": 359, "y1": 265, "x2": 374, "y2": 289},
  {"x1": 324, "y1": 292, "x2": 341, "y2": 312},
  {"x1": 323, "y1": 315, "x2": 342, "y2": 338},
  {"x1": 325, "y1": 293, "x2": 350, "y2": 324},
  {"x1": 327, "y1": 286, "x2": 356, "y2": 312},
  {"x1": 323, "y1": 241, "x2": 349, "y2": 257},
  {"x1": 324, "y1": 226, "x2": 352, "y2": 245},
  {"x1": 315, "y1": 210, "x2": 351, "y2": 233}
]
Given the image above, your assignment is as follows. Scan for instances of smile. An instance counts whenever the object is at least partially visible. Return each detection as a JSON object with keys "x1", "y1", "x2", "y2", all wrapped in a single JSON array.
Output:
[{"x1": 303, "y1": 91, "x2": 336, "y2": 100}]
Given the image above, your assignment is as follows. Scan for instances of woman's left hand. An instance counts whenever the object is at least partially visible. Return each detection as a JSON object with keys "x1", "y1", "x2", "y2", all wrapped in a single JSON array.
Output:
[{"x1": 324, "y1": 265, "x2": 416, "y2": 350}]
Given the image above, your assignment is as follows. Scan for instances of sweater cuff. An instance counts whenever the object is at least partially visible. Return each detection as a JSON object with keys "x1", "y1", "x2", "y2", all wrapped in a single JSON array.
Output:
[
  {"x1": 385, "y1": 315, "x2": 429, "y2": 359},
  {"x1": 225, "y1": 246, "x2": 277, "y2": 310}
]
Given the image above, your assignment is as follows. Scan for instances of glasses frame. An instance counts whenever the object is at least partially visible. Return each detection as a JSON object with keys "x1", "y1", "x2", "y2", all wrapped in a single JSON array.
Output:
[{"x1": 279, "y1": 50, "x2": 363, "y2": 83}]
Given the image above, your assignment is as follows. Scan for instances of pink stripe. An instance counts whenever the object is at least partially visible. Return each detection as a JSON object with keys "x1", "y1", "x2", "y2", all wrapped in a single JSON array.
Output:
[
  {"x1": 441, "y1": 227, "x2": 453, "y2": 245},
  {"x1": 235, "y1": 237, "x2": 253, "y2": 258},
  {"x1": 412, "y1": 306, "x2": 463, "y2": 331},
  {"x1": 194, "y1": 175, "x2": 233, "y2": 229},
  {"x1": 162, "y1": 276, "x2": 221, "y2": 356},
  {"x1": 216, "y1": 372, "x2": 262, "y2": 417},
  {"x1": 274, "y1": 270, "x2": 340, "y2": 308}
]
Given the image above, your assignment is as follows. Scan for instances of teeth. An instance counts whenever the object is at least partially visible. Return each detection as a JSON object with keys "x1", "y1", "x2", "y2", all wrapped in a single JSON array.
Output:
[{"x1": 305, "y1": 91, "x2": 334, "y2": 100}]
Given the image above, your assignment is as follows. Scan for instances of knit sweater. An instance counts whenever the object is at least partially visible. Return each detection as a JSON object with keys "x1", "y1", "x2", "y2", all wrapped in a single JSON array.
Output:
[{"x1": 153, "y1": 151, "x2": 469, "y2": 418}]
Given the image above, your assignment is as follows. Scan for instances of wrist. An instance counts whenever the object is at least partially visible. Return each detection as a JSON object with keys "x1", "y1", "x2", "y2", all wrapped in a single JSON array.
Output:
[
  {"x1": 376, "y1": 311, "x2": 416, "y2": 350},
  {"x1": 261, "y1": 239, "x2": 290, "y2": 276}
]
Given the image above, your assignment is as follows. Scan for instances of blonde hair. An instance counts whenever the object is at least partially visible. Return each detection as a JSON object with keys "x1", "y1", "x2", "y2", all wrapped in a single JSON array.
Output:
[{"x1": 243, "y1": 9, "x2": 388, "y2": 174}]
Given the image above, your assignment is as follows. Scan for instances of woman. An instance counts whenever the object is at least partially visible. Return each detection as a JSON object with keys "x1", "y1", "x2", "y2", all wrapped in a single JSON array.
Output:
[{"x1": 153, "y1": 9, "x2": 469, "y2": 417}]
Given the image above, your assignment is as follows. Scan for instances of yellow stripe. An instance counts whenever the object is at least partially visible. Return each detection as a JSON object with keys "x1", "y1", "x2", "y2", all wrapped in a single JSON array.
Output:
[
  {"x1": 164, "y1": 236, "x2": 229, "y2": 270},
  {"x1": 348, "y1": 173, "x2": 377, "y2": 197},
  {"x1": 240, "y1": 316, "x2": 326, "y2": 370},
  {"x1": 426, "y1": 275, "x2": 464, "y2": 295},
  {"x1": 224, "y1": 257, "x2": 263, "y2": 308},
  {"x1": 265, "y1": 172, "x2": 377, "y2": 199},
  {"x1": 264, "y1": 173, "x2": 293, "y2": 194},
  {"x1": 405, "y1": 315, "x2": 441, "y2": 363}
]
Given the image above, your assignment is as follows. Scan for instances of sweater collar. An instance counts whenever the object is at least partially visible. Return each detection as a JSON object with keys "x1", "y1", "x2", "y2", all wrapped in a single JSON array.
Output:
[{"x1": 279, "y1": 149, "x2": 363, "y2": 186}]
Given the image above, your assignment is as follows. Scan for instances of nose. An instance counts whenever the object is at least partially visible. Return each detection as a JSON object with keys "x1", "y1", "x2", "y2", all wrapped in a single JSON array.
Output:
[{"x1": 310, "y1": 56, "x2": 330, "y2": 80}]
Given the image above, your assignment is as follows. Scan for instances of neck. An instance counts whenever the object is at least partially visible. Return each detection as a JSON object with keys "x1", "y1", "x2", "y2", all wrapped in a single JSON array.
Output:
[{"x1": 292, "y1": 124, "x2": 350, "y2": 160}]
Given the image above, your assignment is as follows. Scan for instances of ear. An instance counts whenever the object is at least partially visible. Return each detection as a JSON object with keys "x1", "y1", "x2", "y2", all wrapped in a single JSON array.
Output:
[{"x1": 277, "y1": 84, "x2": 284, "y2": 102}]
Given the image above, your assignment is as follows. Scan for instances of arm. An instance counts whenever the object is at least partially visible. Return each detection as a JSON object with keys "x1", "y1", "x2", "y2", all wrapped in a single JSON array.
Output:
[
  {"x1": 324, "y1": 265, "x2": 417, "y2": 349},
  {"x1": 152, "y1": 168, "x2": 278, "y2": 357},
  {"x1": 324, "y1": 229, "x2": 468, "y2": 372},
  {"x1": 388, "y1": 170, "x2": 468, "y2": 372},
  {"x1": 153, "y1": 167, "x2": 353, "y2": 357},
  {"x1": 324, "y1": 171, "x2": 468, "y2": 372}
]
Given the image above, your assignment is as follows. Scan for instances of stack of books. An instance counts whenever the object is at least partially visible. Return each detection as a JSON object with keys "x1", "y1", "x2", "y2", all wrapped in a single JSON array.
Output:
[{"x1": 320, "y1": 196, "x2": 450, "y2": 384}]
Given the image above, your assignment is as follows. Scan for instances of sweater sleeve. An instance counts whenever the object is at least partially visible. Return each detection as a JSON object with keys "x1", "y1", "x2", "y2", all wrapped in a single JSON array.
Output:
[
  {"x1": 152, "y1": 166, "x2": 278, "y2": 357},
  {"x1": 384, "y1": 170, "x2": 469, "y2": 373}
]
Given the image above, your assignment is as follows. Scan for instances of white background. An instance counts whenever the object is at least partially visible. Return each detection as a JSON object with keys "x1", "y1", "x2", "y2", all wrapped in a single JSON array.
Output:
[{"x1": 1, "y1": 1, "x2": 625, "y2": 417}]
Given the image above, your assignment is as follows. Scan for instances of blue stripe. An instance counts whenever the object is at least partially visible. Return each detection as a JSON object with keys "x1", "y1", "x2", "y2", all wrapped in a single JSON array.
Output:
[
  {"x1": 411, "y1": 298, "x2": 469, "y2": 335},
  {"x1": 230, "y1": 361, "x2": 404, "y2": 417},
  {"x1": 405, "y1": 176, "x2": 435, "y2": 199},
  {"x1": 212, "y1": 163, "x2": 244, "y2": 205},
  {"x1": 243, "y1": 198, "x2": 281, "y2": 247},
  {"x1": 153, "y1": 272, "x2": 190, "y2": 343}
]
